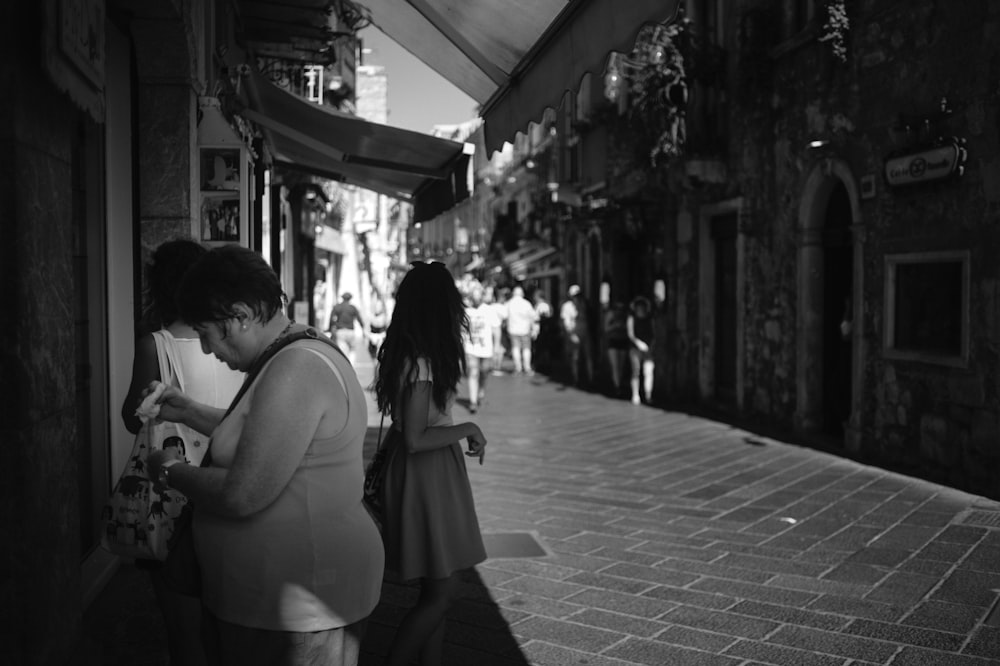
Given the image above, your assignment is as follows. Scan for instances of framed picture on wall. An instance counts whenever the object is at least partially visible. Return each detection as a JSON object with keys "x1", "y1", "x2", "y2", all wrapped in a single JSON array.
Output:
[
  {"x1": 199, "y1": 147, "x2": 242, "y2": 191},
  {"x1": 200, "y1": 192, "x2": 244, "y2": 244}
]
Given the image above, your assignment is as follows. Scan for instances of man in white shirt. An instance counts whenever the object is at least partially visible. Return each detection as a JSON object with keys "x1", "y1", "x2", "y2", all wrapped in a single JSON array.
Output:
[
  {"x1": 463, "y1": 285, "x2": 501, "y2": 413},
  {"x1": 560, "y1": 284, "x2": 593, "y2": 387},
  {"x1": 505, "y1": 286, "x2": 539, "y2": 374}
]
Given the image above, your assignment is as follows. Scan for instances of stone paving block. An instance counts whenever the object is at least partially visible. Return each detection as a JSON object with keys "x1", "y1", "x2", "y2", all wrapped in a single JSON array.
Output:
[
  {"x1": 660, "y1": 604, "x2": 781, "y2": 639},
  {"x1": 959, "y1": 542, "x2": 1000, "y2": 573},
  {"x1": 586, "y1": 546, "x2": 665, "y2": 567},
  {"x1": 603, "y1": 636, "x2": 744, "y2": 666},
  {"x1": 937, "y1": 524, "x2": 989, "y2": 544},
  {"x1": 913, "y1": 540, "x2": 974, "y2": 563},
  {"x1": 859, "y1": 503, "x2": 921, "y2": 527},
  {"x1": 566, "y1": 587, "x2": 675, "y2": 618},
  {"x1": 963, "y1": 626, "x2": 1000, "y2": 660},
  {"x1": 766, "y1": 625, "x2": 898, "y2": 662},
  {"x1": 901, "y1": 510, "x2": 954, "y2": 528},
  {"x1": 480, "y1": 557, "x2": 581, "y2": 581},
  {"x1": 845, "y1": 545, "x2": 913, "y2": 568},
  {"x1": 931, "y1": 569, "x2": 1000, "y2": 607},
  {"x1": 900, "y1": 600, "x2": 986, "y2": 634},
  {"x1": 510, "y1": 615, "x2": 624, "y2": 653},
  {"x1": 870, "y1": 524, "x2": 940, "y2": 551},
  {"x1": 729, "y1": 599, "x2": 850, "y2": 631},
  {"x1": 695, "y1": 527, "x2": 773, "y2": 546},
  {"x1": 497, "y1": 574, "x2": 589, "y2": 600},
  {"x1": 715, "y1": 506, "x2": 780, "y2": 524},
  {"x1": 842, "y1": 618, "x2": 965, "y2": 651},
  {"x1": 652, "y1": 623, "x2": 738, "y2": 652},
  {"x1": 632, "y1": 539, "x2": 724, "y2": 562},
  {"x1": 628, "y1": 531, "x2": 715, "y2": 549},
  {"x1": 890, "y1": 646, "x2": 999, "y2": 665},
  {"x1": 723, "y1": 639, "x2": 853, "y2": 666},
  {"x1": 717, "y1": 551, "x2": 830, "y2": 577},
  {"x1": 797, "y1": 547, "x2": 853, "y2": 567},
  {"x1": 643, "y1": 585, "x2": 738, "y2": 611},
  {"x1": 897, "y1": 556, "x2": 954, "y2": 577},
  {"x1": 655, "y1": 558, "x2": 774, "y2": 583},
  {"x1": 808, "y1": 594, "x2": 908, "y2": 622},
  {"x1": 822, "y1": 561, "x2": 890, "y2": 586},
  {"x1": 598, "y1": 561, "x2": 702, "y2": 587},
  {"x1": 818, "y1": 525, "x2": 887, "y2": 551},
  {"x1": 701, "y1": 495, "x2": 750, "y2": 511},
  {"x1": 763, "y1": 573, "x2": 865, "y2": 597},
  {"x1": 519, "y1": 640, "x2": 635, "y2": 666},
  {"x1": 492, "y1": 592, "x2": 586, "y2": 622},
  {"x1": 764, "y1": 532, "x2": 825, "y2": 552},
  {"x1": 565, "y1": 607, "x2": 669, "y2": 638},
  {"x1": 864, "y1": 571, "x2": 939, "y2": 605},
  {"x1": 541, "y1": 514, "x2": 643, "y2": 536},
  {"x1": 690, "y1": 577, "x2": 820, "y2": 607},
  {"x1": 564, "y1": 531, "x2": 647, "y2": 552},
  {"x1": 564, "y1": 571, "x2": 657, "y2": 595}
]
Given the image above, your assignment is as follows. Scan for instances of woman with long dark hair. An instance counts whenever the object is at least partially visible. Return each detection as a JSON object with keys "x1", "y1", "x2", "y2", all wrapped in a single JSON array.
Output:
[{"x1": 373, "y1": 261, "x2": 488, "y2": 665}]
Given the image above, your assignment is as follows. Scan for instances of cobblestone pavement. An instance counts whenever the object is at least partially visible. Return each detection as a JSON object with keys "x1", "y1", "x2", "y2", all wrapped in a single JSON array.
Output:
[{"x1": 85, "y1": 359, "x2": 1000, "y2": 665}]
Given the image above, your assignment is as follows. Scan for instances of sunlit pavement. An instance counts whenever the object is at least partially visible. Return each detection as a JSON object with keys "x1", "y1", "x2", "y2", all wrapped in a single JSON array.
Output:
[{"x1": 86, "y1": 357, "x2": 1000, "y2": 665}]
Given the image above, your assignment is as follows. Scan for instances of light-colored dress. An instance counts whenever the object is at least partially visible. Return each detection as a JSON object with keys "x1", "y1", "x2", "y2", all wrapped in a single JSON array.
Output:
[
  {"x1": 381, "y1": 357, "x2": 486, "y2": 581},
  {"x1": 194, "y1": 339, "x2": 385, "y2": 632}
]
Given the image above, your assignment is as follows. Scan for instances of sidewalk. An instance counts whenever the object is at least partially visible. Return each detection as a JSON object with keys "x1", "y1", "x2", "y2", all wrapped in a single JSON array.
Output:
[{"x1": 85, "y1": 361, "x2": 1000, "y2": 665}]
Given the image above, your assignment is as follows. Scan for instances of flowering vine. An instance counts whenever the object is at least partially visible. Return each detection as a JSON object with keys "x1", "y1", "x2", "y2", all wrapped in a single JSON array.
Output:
[{"x1": 818, "y1": 0, "x2": 849, "y2": 63}]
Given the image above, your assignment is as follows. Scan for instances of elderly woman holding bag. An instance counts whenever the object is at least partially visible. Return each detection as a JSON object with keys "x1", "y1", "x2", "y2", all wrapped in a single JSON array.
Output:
[{"x1": 144, "y1": 245, "x2": 384, "y2": 666}]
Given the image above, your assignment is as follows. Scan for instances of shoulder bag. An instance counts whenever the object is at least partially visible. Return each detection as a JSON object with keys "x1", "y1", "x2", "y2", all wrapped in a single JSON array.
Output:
[{"x1": 101, "y1": 331, "x2": 204, "y2": 562}]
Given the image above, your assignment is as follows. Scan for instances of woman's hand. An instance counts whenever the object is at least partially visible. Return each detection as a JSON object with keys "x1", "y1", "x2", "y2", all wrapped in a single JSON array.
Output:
[
  {"x1": 142, "y1": 382, "x2": 191, "y2": 424},
  {"x1": 465, "y1": 425, "x2": 487, "y2": 465},
  {"x1": 147, "y1": 447, "x2": 184, "y2": 493},
  {"x1": 634, "y1": 340, "x2": 649, "y2": 353}
]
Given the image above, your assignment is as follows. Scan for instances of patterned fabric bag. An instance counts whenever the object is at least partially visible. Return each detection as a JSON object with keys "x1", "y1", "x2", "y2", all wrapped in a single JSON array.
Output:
[{"x1": 101, "y1": 331, "x2": 204, "y2": 561}]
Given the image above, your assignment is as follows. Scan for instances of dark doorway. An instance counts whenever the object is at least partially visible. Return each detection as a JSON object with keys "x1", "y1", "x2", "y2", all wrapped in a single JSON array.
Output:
[
  {"x1": 711, "y1": 213, "x2": 738, "y2": 406},
  {"x1": 821, "y1": 182, "x2": 853, "y2": 439}
]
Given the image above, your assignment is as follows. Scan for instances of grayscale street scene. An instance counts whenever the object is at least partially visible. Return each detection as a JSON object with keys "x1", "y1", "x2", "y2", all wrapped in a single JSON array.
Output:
[
  {"x1": 84, "y1": 360, "x2": 1000, "y2": 665},
  {"x1": 7, "y1": 1, "x2": 1000, "y2": 665}
]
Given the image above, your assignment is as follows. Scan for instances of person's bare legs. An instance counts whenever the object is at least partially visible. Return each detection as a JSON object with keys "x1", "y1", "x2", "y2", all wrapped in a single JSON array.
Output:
[
  {"x1": 642, "y1": 359, "x2": 655, "y2": 403},
  {"x1": 385, "y1": 574, "x2": 460, "y2": 666}
]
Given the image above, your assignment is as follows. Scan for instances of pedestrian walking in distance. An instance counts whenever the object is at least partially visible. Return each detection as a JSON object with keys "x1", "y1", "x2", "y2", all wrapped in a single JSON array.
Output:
[
  {"x1": 373, "y1": 260, "x2": 488, "y2": 666},
  {"x1": 505, "y1": 285, "x2": 539, "y2": 374},
  {"x1": 328, "y1": 292, "x2": 366, "y2": 365},
  {"x1": 463, "y1": 283, "x2": 501, "y2": 412},
  {"x1": 627, "y1": 295, "x2": 656, "y2": 405}
]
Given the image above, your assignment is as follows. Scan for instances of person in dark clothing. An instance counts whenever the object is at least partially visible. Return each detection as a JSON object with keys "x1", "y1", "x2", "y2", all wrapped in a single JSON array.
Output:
[
  {"x1": 603, "y1": 302, "x2": 630, "y2": 398},
  {"x1": 328, "y1": 292, "x2": 365, "y2": 365},
  {"x1": 627, "y1": 295, "x2": 655, "y2": 405}
]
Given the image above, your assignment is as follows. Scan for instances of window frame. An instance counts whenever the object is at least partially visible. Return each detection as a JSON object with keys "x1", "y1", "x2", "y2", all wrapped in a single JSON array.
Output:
[{"x1": 883, "y1": 250, "x2": 970, "y2": 368}]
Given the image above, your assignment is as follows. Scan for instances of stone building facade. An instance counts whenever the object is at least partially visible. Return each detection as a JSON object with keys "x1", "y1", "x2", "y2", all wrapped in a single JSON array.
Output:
[{"x1": 432, "y1": 0, "x2": 1000, "y2": 499}]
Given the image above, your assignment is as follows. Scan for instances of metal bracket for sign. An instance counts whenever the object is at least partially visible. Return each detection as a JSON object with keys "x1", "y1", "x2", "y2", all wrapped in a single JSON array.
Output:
[{"x1": 883, "y1": 136, "x2": 967, "y2": 189}]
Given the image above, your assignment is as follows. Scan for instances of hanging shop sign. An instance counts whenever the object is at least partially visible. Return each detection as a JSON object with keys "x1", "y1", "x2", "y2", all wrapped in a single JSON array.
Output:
[
  {"x1": 42, "y1": 0, "x2": 106, "y2": 121},
  {"x1": 883, "y1": 138, "x2": 967, "y2": 188}
]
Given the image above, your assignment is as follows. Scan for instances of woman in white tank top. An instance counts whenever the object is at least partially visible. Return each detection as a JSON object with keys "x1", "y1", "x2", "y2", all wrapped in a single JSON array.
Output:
[{"x1": 121, "y1": 239, "x2": 243, "y2": 666}]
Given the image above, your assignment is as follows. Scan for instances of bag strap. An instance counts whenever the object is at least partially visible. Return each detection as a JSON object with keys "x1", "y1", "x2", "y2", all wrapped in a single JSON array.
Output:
[
  {"x1": 152, "y1": 329, "x2": 186, "y2": 393},
  {"x1": 199, "y1": 327, "x2": 346, "y2": 468}
]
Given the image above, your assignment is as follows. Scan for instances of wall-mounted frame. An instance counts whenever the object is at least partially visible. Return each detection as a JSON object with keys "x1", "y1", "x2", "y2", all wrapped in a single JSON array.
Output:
[
  {"x1": 198, "y1": 145, "x2": 248, "y2": 246},
  {"x1": 200, "y1": 192, "x2": 244, "y2": 244},
  {"x1": 884, "y1": 250, "x2": 969, "y2": 367}
]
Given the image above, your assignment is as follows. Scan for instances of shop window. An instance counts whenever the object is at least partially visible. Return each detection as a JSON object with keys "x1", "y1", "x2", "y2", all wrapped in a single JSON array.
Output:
[{"x1": 884, "y1": 251, "x2": 969, "y2": 366}]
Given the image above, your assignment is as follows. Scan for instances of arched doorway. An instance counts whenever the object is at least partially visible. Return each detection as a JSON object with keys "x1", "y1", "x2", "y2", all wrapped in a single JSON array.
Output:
[
  {"x1": 821, "y1": 182, "x2": 853, "y2": 438},
  {"x1": 796, "y1": 160, "x2": 864, "y2": 448}
]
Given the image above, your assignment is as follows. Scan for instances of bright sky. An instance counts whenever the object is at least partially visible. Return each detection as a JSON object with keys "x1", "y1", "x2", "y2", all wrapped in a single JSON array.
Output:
[{"x1": 358, "y1": 26, "x2": 479, "y2": 134}]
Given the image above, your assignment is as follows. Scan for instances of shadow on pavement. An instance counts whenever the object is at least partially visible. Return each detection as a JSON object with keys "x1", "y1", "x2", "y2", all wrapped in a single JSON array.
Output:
[{"x1": 360, "y1": 425, "x2": 530, "y2": 666}]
